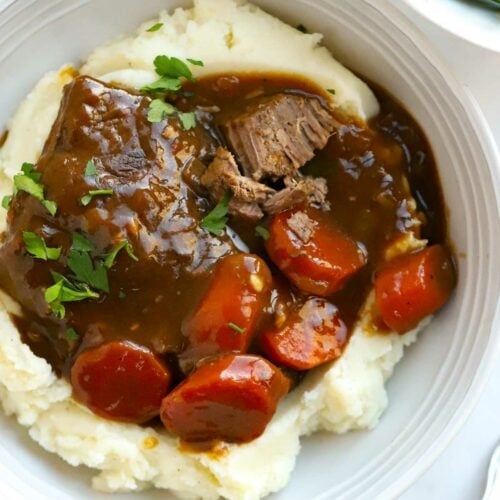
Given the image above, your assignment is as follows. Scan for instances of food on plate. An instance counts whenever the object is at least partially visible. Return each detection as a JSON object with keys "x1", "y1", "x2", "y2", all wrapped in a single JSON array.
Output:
[{"x1": 0, "y1": 0, "x2": 456, "y2": 498}]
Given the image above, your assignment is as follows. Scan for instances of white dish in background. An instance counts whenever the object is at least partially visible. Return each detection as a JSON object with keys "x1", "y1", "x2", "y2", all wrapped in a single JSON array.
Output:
[
  {"x1": 401, "y1": 0, "x2": 500, "y2": 52},
  {"x1": 0, "y1": 1, "x2": 499, "y2": 499}
]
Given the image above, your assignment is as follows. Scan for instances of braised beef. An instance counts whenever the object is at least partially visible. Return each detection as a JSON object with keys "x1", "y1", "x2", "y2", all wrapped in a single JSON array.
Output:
[
  {"x1": 220, "y1": 93, "x2": 335, "y2": 181},
  {"x1": 200, "y1": 147, "x2": 274, "y2": 220},
  {"x1": 263, "y1": 176, "x2": 329, "y2": 214},
  {"x1": 0, "y1": 72, "x2": 449, "y2": 413},
  {"x1": 0, "y1": 76, "x2": 235, "y2": 370}
]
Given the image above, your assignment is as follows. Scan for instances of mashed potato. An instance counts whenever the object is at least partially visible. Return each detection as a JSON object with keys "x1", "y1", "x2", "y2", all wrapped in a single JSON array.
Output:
[{"x1": 0, "y1": 1, "x2": 425, "y2": 498}]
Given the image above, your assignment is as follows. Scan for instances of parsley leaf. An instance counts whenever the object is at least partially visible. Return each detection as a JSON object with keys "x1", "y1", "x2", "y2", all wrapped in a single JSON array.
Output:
[
  {"x1": 227, "y1": 322, "x2": 245, "y2": 334},
  {"x1": 23, "y1": 231, "x2": 61, "y2": 261},
  {"x1": 71, "y1": 232, "x2": 95, "y2": 252},
  {"x1": 42, "y1": 200, "x2": 57, "y2": 216},
  {"x1": 84, "y1": 160, "x2": 97, "y2": 177},
  {"x1": 141, "y1": 77, "x2": 183, "y2": 93},
  {"x1": 67, "y1": 232, "x2": 108, "y2": 293},
  {"x1": 146, "y1": 22, "x2": 163, "y2": 33},
  {"x1": 45, "y1": 272, "x2": 99, "y2": 319},
  {"x1": 327, "y1": 88, "x2": 336, "y2": 95},
  {"x1": 154, "y1": 55, "x2": 195, "y2": 81},
  {"x1": 187, "y1": 58, "x2": 204, "y2": 67},
  {"x1": 11, "y1": 162, "x2": 57, "y2": 215},
  {"x1": 104, "y1": 240, "x2": 139, "y2": 269},
  {"x1": 80, "y1": 189, "x2": 113, "y2": 206},
  {"x1": 147, "y1": 99, "x2": 176, "y2": 123},
  {"x1": 201, "y1": 190, "x2": 232, "y2": 236},
  {"x1": 2, "y1": 195, "x2": 12, "y2": 209},
  {"x1": 14, "y1": 173, "x2": 44, "y2": 200},
  {"x1": 66, "y1": 327, "x2": 79, "y2": 341},
  {"x1": 67, "y1": 249, "x2": 109, "y2": 293},
  {"x1": 179, "y1": 112, "x2": 196, "y2": 130},
  {"x1": 255, "y1": 226, "x2": 270, "y2": 240}
]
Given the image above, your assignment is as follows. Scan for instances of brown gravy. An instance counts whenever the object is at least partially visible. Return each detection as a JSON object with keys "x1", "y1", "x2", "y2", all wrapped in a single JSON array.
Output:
[{"x1": 0, "y1": 72, "x2": 447, "y2": 384}]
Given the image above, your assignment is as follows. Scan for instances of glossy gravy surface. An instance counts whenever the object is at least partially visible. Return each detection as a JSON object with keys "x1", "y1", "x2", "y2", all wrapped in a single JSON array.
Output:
[{"x1": 0, "y1": 73, "x2": 446, "y2": 378}]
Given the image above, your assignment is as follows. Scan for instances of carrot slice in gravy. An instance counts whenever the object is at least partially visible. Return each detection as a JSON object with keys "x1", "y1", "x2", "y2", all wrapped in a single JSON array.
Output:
[
  {"x1": 374, "y1": 245, "x2": 456, "y2": 333},
  {"x1": 71, "y1": 340, "x2": 172, "y2": 423},
  {"x1": 265, "y1": 207, "x2": 367, "y2": 296},
  {"x1": 161, "y1": 353, "x2": 290, "y2": 443},
  {"x1": 261, "y1": 297, "x2": 347, "y2": 370}
]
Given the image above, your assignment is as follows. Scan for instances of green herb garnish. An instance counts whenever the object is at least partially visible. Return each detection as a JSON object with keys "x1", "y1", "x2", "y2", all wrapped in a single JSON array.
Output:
[
  {"x1": 187, "y1": 58, "x2": 204, "y2": 67},
  {"x1": 23, "y1": 231, "x2": 61, "y2": 261},
  {"x1": 142, "y1": 55, "x2": 204, "y2": 127},
  {"x1": 146, "y1": 22, "x2": 163, "y2": 33},
  {"x1": 67, "y1": 248, "x2": 109, "y2": 293},
  {"x1": 45, "y1": 272, "x2": 100, "y2": 319},
  {"x1": 327, "y1": 88, "x2": 336, "y2": 95},
  {"x1": 67, "y1": 233, "x2": 108, "y2": 293},
  {"x1": 66, "y1": 327, "x2": 79, "y2": 340},
  {"x1": 80, "y1": 189, "x2": 113, "y2": 206},
  {"x1": 71, "y1": 232, "x2": 95, "y2": 252},
  {"x1": 147, "y1": 99, "x2": 176, "y2": 123},
  {"x1": 200, "y1": 190, "x2": 232, "y2": 236},
  {"x1": 227, "y1": 322, "x2": 245, "y2": 334},
  {"x1": 84, "y1": 160, "x2": 97, "y2": 177},
  {"x1": 9, "y1": 162, "x2": 57, "y2": 215},
  {"x1": 2, "y1": 195, "x2": 12, "y2": 209},
  {"x1": 179, "y1": 112, "x2": 196, "y2": 130},
  {"x1": 104, "y1": 240, "x2": 139, "y2": 269},
  {"x1": 142, "y1": 77, "x2": 183, "y2": 93},
  {"x1": 153, "y1": 55, "x2": 196, "y2": 81},
  {"x1": 255, "y1": 225, "x2": 270, "y2": 240}
]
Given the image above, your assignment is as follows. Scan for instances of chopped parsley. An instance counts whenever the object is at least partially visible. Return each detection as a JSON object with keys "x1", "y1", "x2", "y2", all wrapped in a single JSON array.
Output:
[
  {"x1": 67, "y1": 232, "x2": 108, "y2": 293},
  {"x1": 6, "y1": 162, "x2": 57, "y2": 215},
  {"x1": 80, "y1": 189, "x2": 113, "y2": 206},
  {"x1": 255, "y1": 225, "x2": 270, "y2": 240},
  {"x1": 327, "y1": 88, "x2": 336, "y2": 95},
  {"x1": 147, "y1": 99, "x2": 176, "y2": 123},
  {"x1": 66, "y1": 327, "x2": 79, "y2": 341},
  {"x1": 227, "y1": 322, "x2": 245, "y2": 334},
  {"x1": 142, "y1": 77, "x2": 183, "y2": 93},
  {"x1": 200, "y1": 190, "x2": 232, "y2": 236},
  {"x1": 23, "y1": 231, "x2": 61, "y2": 261},
  {"x1": 146, "y1": 22, "x2": 163, "y2": 33},
  {"x1": 2, "y1": 195, "x2": 12, "y2": 209},
  {"x1": 187, "y1": 58, "x2": 204, "y2": 67},
  {"x1": 71, "y1": 232, "x2": 95, "y2": 252},
  {"x1": 45, "y1": 272, "x2": 99, "y2": 319},
  {"x1": 179, "y1": 112, "x2": 196, "y2": 130},
  {"x1": 104, "y1": 240, "x2": 138, "y2": 269},
  {"x1": 153, "y1": 55, "x2": 196, "y2": 81},
  {"x1": 84, "y1": 160, "x2": 97, "y2": 177},
  {"x1": 142, "y1": 55, "x2": 204, "y2": 129}
]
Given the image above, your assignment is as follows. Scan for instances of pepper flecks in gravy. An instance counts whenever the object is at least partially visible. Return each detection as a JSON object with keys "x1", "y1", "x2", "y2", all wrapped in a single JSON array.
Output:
[{"x1": 0, "y1": 70, "x2": 455, "y2": 444}]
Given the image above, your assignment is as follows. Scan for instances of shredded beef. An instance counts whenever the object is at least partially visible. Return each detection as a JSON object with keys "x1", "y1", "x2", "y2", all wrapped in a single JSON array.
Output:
[
  {"x1": 200, "y1": 148, "x2": 275, "y2": 220},
  {"x1": 286, "y1": 211, "x2": 317, "y2": 243},
  {"x1": 221, "y1": 93, "x2": 335, "y2": 181}
]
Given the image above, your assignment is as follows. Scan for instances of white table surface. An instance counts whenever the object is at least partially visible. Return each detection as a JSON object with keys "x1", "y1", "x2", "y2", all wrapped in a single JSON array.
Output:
[
  {"x1": 0, "y1": 1, "x2": 498, "y2": 499},
  {"x1": 393, "y1": 5, "x2": 500, "y2": 500}
]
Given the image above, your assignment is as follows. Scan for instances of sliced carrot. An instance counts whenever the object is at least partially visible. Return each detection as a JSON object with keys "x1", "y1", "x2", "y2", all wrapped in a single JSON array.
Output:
[
  {"x1": 261, "y1": 297, "x2": 347, "y2": 370},
  {"x1": 71, "y1": 340, "x2": 172, "y2": 423},
  {"x1": 180, "y1": 253, "x2": 272, "y2": 372},
  {"x1": 160, "y1": 353, "x2": 290, "y2": 443},
  {"x1": 265, "y1": 206, "x2": 367, "y2": 296},
  {"x1": 374, "y1": 245, "x2": 456, "y2": 333}
]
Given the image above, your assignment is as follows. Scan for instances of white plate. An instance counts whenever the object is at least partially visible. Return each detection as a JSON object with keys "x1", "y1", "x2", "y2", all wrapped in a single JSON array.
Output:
[
  {"x1": 401, "y1": 0, "x2": 500, "y2": 52},
  {"x1": 0, "y1": 1, "x2": 499, "y2": 499}
]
